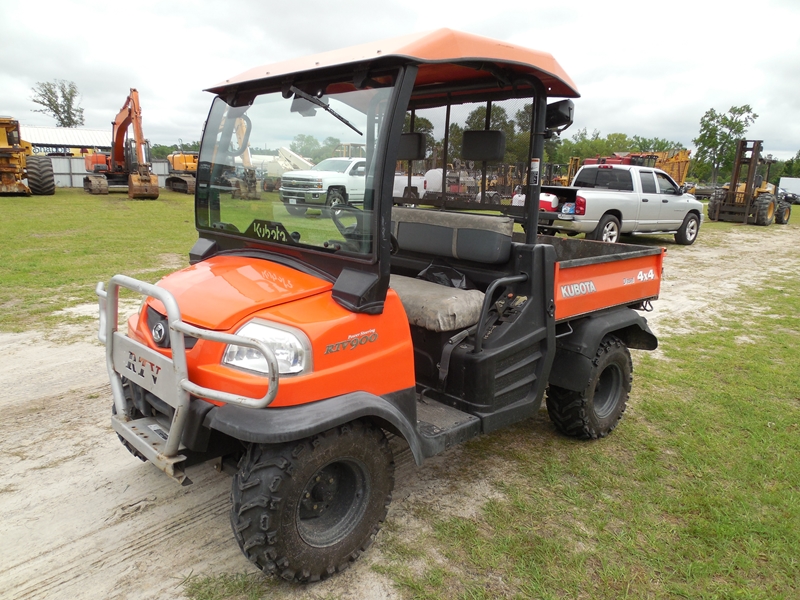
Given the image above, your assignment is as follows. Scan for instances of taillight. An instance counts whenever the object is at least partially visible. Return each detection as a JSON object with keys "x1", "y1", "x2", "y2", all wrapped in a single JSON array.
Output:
[
  {"x1": 576, "y1": 195, "x2": 586, "y2": 215},
  {"x1": 423, "y1": 180, "x2": 427, "y2": 190}
]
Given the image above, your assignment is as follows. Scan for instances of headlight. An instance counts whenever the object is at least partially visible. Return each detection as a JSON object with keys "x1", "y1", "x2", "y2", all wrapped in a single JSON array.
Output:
[
  {"x1": 313, "y1": 178, "x2": 323, "y2": 189},
  {"x1": 223, "y1": 320, "x2": 311, "y2": 376}
]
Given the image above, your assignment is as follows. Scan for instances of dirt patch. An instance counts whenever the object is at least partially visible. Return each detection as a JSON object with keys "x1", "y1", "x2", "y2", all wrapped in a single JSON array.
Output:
[{"x1": 1, "y1": 222, "x2": 798, "y2": 599}]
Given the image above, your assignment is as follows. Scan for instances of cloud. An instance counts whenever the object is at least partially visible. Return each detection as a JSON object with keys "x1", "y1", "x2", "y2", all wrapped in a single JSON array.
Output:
[{"x1": 1, "y1": 0, "x2": 797, "y2": 158}]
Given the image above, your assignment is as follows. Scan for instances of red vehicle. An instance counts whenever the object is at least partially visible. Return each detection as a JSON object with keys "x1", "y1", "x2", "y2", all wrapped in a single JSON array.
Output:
[
  {"x1": 84, "y1": 88, "x2": 159, "y2": 199},
  {"x1": 98, "y1": 29, "x2": 664, "y2": 582}
]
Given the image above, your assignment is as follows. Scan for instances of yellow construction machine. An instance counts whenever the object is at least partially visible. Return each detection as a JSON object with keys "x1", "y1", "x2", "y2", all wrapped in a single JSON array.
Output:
[
  {"x1": 708, "y1": 140, "x2": 791, "y2": 225},
  {"x1": 165, "y1": 149, "x2": 198, "y2": 194},
  {"x1": 0, "y1": 116, "x2": 56, "y2": 196}
]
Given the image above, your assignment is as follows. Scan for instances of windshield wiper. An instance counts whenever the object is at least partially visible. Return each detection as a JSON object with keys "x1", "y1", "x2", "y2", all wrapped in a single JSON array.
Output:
[{"x1": 290, "y1": 86, "x2": 363, "y2": 136}]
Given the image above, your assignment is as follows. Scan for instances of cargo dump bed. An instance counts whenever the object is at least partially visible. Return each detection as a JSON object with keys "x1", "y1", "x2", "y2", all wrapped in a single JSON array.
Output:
[{"x1": 539, "y1": 235, "x2": 663, "y2": 321}]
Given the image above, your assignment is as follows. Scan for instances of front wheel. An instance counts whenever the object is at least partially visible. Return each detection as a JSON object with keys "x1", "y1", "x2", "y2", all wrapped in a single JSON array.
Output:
[
  {"x1": 589, "y1": 214, "x2": 621, "y2": 243},
  {"x1": 322, "y1": 189, "x2": 347, "y2": 218},
  {"x1": 284, "y1": 201, "x2": 308, "y2": 216},
  {"x1": 230, "y1": 420, "x2": 394, "y2": 582},
  {"x1": 26, "y1": 155, "x2": 56, "y2": 195},
  {"x1": 754, "y1": 194, "x2": 776, "y2": 226},
  {"x1": 545, "y1": 335, "x2": 632, "y2": 439},
  {"x1": 675, "y1": 213, "x2": 700, "y2": 245}
]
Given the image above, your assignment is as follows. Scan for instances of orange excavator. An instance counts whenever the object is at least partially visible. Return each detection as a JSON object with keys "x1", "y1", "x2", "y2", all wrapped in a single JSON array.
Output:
[{"x1": 84, "y1": 88, "x2": 159, "y2": 199}]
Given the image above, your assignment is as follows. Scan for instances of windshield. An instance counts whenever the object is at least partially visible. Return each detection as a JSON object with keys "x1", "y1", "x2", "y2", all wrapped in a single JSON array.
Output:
[{"x1": 196, "y1": 80, "x2": 395, "y2": 257}]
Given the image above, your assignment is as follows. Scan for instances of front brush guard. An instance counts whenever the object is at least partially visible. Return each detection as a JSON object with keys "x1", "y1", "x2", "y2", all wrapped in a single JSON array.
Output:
[{"x1": 97, "y1": 274, "x2": 279, "y2": 483}]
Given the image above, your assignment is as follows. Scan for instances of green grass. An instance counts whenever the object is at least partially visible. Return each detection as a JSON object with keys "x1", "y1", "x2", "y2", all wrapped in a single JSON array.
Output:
[
  {"x1": 3, "y1": 187, "x2": 798, "y2": 598},
  {"x1": 379, "y1": 271, "x2": 800, "y2": 599},
  {"x1": 0, "y1": 188, "x2": 196, "y2": 332}
]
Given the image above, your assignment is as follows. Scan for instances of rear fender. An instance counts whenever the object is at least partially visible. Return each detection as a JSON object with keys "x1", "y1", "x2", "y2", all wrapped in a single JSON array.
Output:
[
  {"x1": 206, "y1": 388, "x2": 425, "y2": 464},
  {"x1": 548, "y1": 308, "x2": 657, "y2": 392}
]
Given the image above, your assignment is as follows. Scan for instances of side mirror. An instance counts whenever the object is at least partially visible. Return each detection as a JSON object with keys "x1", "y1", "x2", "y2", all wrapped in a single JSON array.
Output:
[{"x1": 545, "y1": 100, "x2": 574, "y2": 134}]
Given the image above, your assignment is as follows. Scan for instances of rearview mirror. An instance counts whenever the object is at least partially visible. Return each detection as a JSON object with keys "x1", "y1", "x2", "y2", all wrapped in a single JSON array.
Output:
[{"x1": 545, "y1": 100, "x2": 574, "y2": 134}]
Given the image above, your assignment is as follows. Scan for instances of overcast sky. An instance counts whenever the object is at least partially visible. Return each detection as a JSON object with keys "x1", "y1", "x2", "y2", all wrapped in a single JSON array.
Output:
[{"x1": 2, "y1": 0, "x2": 798, "y2": 159}]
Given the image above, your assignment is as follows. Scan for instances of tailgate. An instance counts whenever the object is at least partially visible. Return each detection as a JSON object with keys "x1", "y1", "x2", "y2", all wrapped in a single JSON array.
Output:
[{"x1": 551, "y1": 238, "x2": 664, "y2": 321}]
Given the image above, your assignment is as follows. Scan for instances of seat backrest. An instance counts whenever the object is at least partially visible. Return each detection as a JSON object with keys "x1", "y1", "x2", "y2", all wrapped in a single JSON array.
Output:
[{"x1": 391, "y1": 207, "x2": 513, "y2": 264}]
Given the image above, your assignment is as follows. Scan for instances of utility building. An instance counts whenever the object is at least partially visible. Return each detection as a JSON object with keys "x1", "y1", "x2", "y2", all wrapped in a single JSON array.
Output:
[{"x1": 19, "y1": 125, "x2": 111, "y2": 156}]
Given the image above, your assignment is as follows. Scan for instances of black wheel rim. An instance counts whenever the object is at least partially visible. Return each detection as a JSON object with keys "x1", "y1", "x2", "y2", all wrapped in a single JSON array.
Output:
[
  {"x1": 297, "y1": 458, "x2": 370, "y2": 548},
  {"x1": 593, "y1": 363, "x2": 622, "y2": 419}
]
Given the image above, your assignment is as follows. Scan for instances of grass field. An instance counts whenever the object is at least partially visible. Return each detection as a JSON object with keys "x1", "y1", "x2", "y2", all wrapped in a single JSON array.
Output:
[{"x1": 2, "y1": 189, "x2": 799, "y2": 599}]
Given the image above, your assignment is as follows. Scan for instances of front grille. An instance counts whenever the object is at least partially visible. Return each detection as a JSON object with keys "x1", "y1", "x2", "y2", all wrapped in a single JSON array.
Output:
[{"x1": 146, "y1": 306, "x2": 198, "y2": 349}]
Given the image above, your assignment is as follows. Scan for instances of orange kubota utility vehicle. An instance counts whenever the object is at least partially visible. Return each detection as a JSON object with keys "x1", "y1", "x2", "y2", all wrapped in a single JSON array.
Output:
[
  {"x1": 84, "y1": 88, "x2": 159, "y2": 199},
  {"x1": 97, "y1": 30, "x2": 664, "y2": 582}
]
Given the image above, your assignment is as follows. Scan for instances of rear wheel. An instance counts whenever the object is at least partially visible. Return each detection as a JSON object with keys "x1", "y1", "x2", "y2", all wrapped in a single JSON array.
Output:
[
  {"x1": 675, "y1": 213, "x2": 700, "y2": 245},
  {"x1": 230, "y1": 420, "x2": 394, "y2": 582},
  {"x1": 546, "y1": 335, "x2": 632, "y2": 439},
  {"x1": 589, "y1": 214, "x2": 621, "y2": 243},
  {"x1": 775, "y1": 202, "x2": 791, "y2": 225},
  {"x1": 707, "y1": 198, "x2": 720, "y2": 221},
  {"x1": 26, "y1": 156, "x2": 56, "y2": 195}
]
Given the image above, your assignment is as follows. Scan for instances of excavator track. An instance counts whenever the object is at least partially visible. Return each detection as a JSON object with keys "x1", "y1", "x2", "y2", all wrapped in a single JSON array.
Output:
[{"x1": 84, "y1": 175, "x2": 109, "y2": 195}]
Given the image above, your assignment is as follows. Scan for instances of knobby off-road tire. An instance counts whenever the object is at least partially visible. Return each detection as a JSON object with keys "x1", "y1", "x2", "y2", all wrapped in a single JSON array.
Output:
[
  {"x1": 589, "y1": 214, "x2": 621, "y2": 243},
  {"x1": 26, "y1": 156, "x2": 56, "y2": 195},
  {"x1": 775, "y1": 202, "x2": 791, "y2": 225},
  {"x1": 754, "y1": 194, "x2": 776, "y2": 226},
  {"x1": 231, "y1": 420, "x2": 394, "y2": 583},
  {"x1": 545, "y1": 335, "x2": 632, "y2": 439},
  {"x1": 675, "y1": 212, "x2": 700, "y2": 245}
]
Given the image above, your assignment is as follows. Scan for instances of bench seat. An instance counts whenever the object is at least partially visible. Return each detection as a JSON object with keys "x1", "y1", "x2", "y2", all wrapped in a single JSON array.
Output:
[
  {"x1": 390, "y1": 274, "x2": 485, "y2": 332},
  {"x1": 389, "y1": 208, "x2": 514, "y2": 332}
]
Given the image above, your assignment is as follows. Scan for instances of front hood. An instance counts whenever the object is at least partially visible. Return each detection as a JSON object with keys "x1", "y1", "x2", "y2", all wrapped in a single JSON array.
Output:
[
  {"x1": 150, "y1": 255, "x2": 332, "y2": 331},
  {"x1": 283, "y1": 169, "x2": 336, "y2": 179}
]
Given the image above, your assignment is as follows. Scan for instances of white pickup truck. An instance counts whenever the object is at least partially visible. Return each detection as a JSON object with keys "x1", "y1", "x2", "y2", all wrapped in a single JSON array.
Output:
[
  {"x1": 280, "y1": 156, "x2": 426, "y2": 215},
  {"x1": 543, "y1": 164, "x2": 704, "y2": 245},
  {"x1": 279, "y1": 157, "x2": 366, "y2": 217}
]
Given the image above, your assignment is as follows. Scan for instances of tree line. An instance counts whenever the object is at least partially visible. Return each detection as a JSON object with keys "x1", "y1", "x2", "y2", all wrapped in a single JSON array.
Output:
[{"x1": 29, "y1": 79, "x2": 800, "y2": 185}]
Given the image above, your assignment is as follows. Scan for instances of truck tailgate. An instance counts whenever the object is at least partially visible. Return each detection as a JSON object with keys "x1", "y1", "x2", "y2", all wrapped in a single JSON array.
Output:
[{"x1": 547, "y1": 236, "x2": 664, "y2": 321}]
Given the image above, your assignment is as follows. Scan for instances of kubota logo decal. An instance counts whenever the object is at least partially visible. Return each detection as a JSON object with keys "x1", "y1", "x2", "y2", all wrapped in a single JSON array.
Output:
[
  {"x1": 560, "y1": 281, "x2": 597, "y2": 298},
  {"x1": 325, "y1": 329, "x2": 378, "y2": 354},
  {"x1": 126, "y1": 351, "x2": 161, "y2": 384}
]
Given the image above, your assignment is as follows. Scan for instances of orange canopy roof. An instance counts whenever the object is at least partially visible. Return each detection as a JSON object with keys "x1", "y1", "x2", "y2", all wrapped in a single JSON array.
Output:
[{"x1": 206, "y1": 29, "x2": 579, "y2": 99}]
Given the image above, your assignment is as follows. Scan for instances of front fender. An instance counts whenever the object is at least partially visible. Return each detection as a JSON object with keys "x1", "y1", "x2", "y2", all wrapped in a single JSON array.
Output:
[{"x1": 207, "y1": 388, "x2": 425, "y2": 464}]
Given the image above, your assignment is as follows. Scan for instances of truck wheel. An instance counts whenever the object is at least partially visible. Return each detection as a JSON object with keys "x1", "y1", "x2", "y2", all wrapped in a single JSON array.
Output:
[
  {"x1": 674, "y1": 213, "x2": 700, "y2": 245},
  {"x1": 284, "y1": 202, "x2": 307, "y2": 216},
  {"x1": 545, "y1": 335, "x2": 632, "y2": 439},
  {"x1": 589, "y1": 214, "x2": 620, "y2": 243},
  {"x1": 26, "y1": 156, "x2": 56, "y2": 195},
  {"x1": 230, "y1": 420, "x2": 394, "y2": 582},
  {"x1": 775, "y1": 202, "x2": 791, "y2": 225},
  {"x1": 323, "y1": 189, "x2": 347, "y2": 218},
  {"x1": 754, "y1": 194, "x2": 776, "y2": 226}
]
